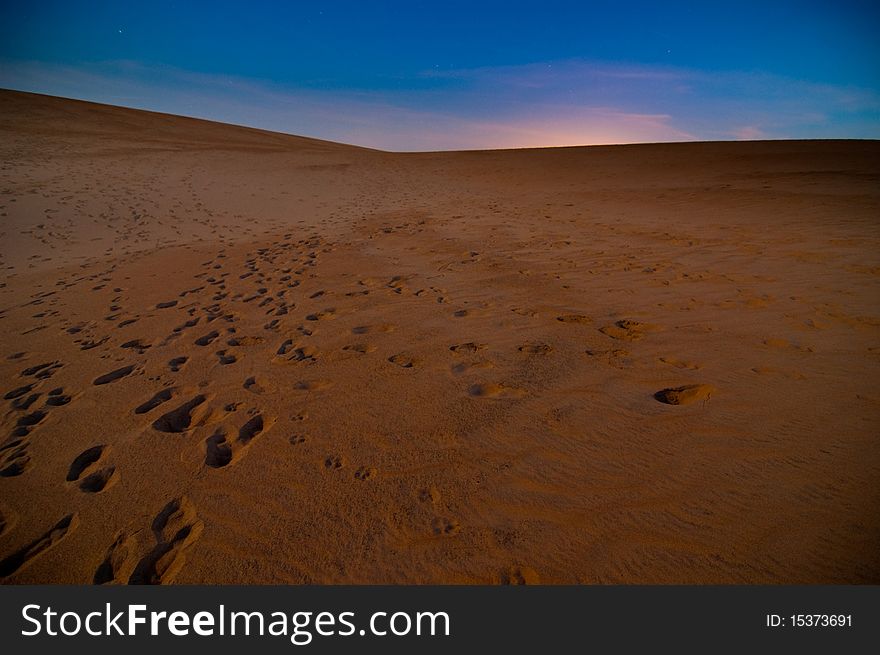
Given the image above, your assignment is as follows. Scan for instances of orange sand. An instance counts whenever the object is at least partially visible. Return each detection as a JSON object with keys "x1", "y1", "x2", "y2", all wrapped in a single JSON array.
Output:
[{"x1": 1, "y1": 90, "x2": 878, "y2": 583}]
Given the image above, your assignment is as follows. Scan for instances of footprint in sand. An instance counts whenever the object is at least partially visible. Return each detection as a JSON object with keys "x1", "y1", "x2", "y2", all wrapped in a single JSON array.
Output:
[
  {"x1": 431, "y1": 517, "x2": 461, "y2": 536},
  {"x1": 4, "y1": 384, "x2": 35, "y2": 400},
  {"x1": 13, "y1": 385, "x2": 44, "y2": 410},
  {"x1": 502, "y1": 566, "x2": 540, "y2": 585},
  {"x1": 288, "y1": 434, "x2": 306, "y2": 446},
  {"x1": 244, "y1": 376, "x2": 274, "y2": 394},
  {"x1": 121, "y1": 339, "x2": 151, "y2": 354},
  {"x1": 556, "y1": 314, "x2": 591, "y2": 324},
  {"x1": 585, "y1": 348, "x2": 630, "y2": 369},
  {"x1": 352, "y1": 324, "x2": 395, "y2": 335},
  {"x1": 342, "y1": 343, "x2": 376, "y2": 354},
  {"x1": 67, "y1": 444, "x2": 117, "y2": 492},
  {"x1": 227, "y1": 335, "x2": 265, "y2": 347},
  {"x1": 599, "y1": 319, "x2": 657, "y2": 341},
  {"x1": 93, "y1": 364, "x2": 138, "y2": 386},
  {"x1": 168, "y1": 356, "x2": 188, "y2": 372},
  {"x1": 659, "y1": 356, "x2": 701, "y2": 370},
  {"x1": 388, "y1": 353, "x2": 420, "y2": 368},
  {"x1": 749, "y1": 367, "x2": 807, "y2": 380},
  {"x1": 173, "y1": 317, "x2": 200, "y2": 334},
  {"x1": 0, "y1": 514, "x2": 79, "y2": 579},
  {"x1": 275, "y1": 341, "x2": 318, "y2": 363},
  {"x1": 22, "y1": 361, "x2": 64, "y2": 380},
  {"x1": 451, "y1": 361, "x2": 494, "y2": 375},
  {"x1": 518, "y1": 342, "x2": 553, "y2": 355},
  {"x1": 306, "y1": 308, "x2": 336, "y2": 321},
  {"x1": 134, "y1": 388, "x2": 178, "y2": 414},
  {"x1": 152, "y1": 395, "x2": 210, "y2": 433},
  {"x1": 94, "y1": 531, "x2": 138, "y2": 584},
  {"x1": 79, "y1": 466, "x2": 118, "y2": 493},
  {"x1": 11, "y1": 391, "x2": 41, "y2": 411},
  {"x1": 16, "y1": 410, "x2": 46, "y2": 429},
  {"x1": 204, "y1": 413, "x2": 274, "y2": 468},
  {"x1": 354, "y1": 466, "x2": 376, "y2": 481},
  {"x1": 763, "y1": 338, "x2": 813, "y2": 352},
  {"x1": 79, "y1": 337, "x2": 109, "y2": 351},
  {"x1": 0, "y1": 437, "x2": 31, "y2": 477},
  {"x1": 128, "y1": 496, "x2": 203, "y2": 584},
  {"x1": 450, "y1": 342, "x2": 486, "y2": 355},
  {"x1": 324, "y1": 454, "x2": 345, "y2": 470},
  {"x1": 0, "y1": 506, "x2": 16, "y2": 538},
  {"x1": 67, "y1": 445, "x2": 106, "y2": 481},
  {"x1": 45, "y1": 387, "x2": 73, "y2": 406},
  {"x1": 386, "y1": 275, "x2": 410, "y2": 292},
  {"x1": 653, "y1": 384, "x2": 715, "y2": 405},
  {"x1": 194, "y1": 330, "x2": 220, "y2": 346},
  {"x1": 295, "y1": 379, "x2": 332, "y2": 392},
  {"x1": 216, "y1": 349, "x2": 237, "y2": 365},
  {"x1": 468, "y1": 383, "x2": 525, "y2": 399}
]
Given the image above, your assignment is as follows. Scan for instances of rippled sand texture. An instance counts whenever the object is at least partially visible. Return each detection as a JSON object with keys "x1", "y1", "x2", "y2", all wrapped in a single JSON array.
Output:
[{"x1": 1, "y1": 90, "x2": 878, "y2": 583}]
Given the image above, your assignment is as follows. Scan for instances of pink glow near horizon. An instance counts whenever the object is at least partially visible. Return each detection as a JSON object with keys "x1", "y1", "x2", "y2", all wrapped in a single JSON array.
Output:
[{"x1": 0, "y1": 59, "x2": 876, "y2": 150}]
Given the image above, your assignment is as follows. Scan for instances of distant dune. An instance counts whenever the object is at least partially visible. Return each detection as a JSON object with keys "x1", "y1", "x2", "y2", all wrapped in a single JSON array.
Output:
[{"x1": 0, "y1": 89, "x2": 878, "y2": 584}]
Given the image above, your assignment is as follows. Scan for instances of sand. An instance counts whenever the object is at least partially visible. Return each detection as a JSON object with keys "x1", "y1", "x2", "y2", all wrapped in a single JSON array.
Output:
[{"x1": 0, "y1": 89, "x2": 878, "y2": 584}]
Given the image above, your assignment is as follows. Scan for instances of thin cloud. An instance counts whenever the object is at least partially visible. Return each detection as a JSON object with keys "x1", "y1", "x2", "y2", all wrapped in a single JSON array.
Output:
[{"x1": 731, "y1": 126, "x2": 765, "y2": 140}]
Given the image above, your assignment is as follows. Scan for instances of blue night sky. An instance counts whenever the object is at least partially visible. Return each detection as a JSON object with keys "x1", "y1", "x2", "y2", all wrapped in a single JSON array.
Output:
[{"x1": 1, "y1": 1, "x2": 878, "y2": 150}]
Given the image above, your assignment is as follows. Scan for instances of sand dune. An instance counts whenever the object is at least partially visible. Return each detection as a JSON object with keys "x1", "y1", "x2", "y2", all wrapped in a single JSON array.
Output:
[{"x1": 1, "y1": 90, "x2": 878, "y2": 583}]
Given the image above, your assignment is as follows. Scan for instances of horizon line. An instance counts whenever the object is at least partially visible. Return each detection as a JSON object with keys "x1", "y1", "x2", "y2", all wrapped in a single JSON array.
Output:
[{"x1": 3, "y1": 86, "x2": 878, "y2": 155}]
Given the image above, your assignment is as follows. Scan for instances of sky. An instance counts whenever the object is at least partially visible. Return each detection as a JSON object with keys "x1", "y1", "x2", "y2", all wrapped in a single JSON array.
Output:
[{"x1": 1, "y1": 1, "x2": 878, "y2": 150}]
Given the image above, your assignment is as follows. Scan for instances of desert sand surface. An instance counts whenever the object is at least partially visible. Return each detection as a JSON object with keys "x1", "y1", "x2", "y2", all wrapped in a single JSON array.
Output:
[{"x1": 0, "y1": 89, "x2": 878, "y2": 584}]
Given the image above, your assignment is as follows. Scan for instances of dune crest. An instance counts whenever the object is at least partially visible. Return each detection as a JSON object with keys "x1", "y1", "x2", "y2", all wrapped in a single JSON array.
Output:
[{"x1": 0, "y1": 90, "x2": 878, "y2": 584}]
